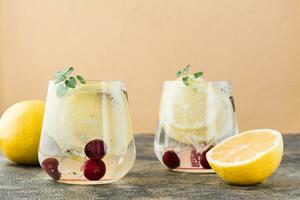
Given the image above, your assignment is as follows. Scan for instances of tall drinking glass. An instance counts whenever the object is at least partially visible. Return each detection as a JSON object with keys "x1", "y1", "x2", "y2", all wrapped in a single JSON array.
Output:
[
  {"x1": 154, "y1": 80, "x2": 238, "y2": 173},
  {"x1": 39, "y1": 81, "x2": 135, "y2": 184}
]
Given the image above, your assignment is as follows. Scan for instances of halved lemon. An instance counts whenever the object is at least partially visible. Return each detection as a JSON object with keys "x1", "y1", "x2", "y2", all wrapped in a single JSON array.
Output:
[{"x1": 207, "y1": 129, "x2": 283, "y2": 185}]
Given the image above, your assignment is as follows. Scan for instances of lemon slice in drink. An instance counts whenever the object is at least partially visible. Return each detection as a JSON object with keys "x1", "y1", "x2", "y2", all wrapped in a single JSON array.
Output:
[
  {"x1": 206, "y1": 129, "x2": 283, "y2": 185},
  {"x1": 47, "y1": 82, "x2": 133, "y2": 156},
  {"x1": 165, "y1": 80, "x2": 208, "y2": 131},
  {"x1": 160, "y1": 80, "x2": 208, "y2": 144},
  {"x1": 161, "y1": 79, "x2": 233, "y2": 144}
]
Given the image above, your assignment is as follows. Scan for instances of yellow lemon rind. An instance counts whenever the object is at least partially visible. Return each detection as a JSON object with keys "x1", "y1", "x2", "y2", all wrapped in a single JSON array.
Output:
[{"x1": 206, "y1": 129, "x2": 283, "y2": 185}]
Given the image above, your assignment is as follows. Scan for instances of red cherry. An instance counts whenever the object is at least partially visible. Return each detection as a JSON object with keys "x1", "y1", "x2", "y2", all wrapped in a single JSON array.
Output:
[
  {"x1": 84, "y1": 139, "x2": 107, "y2": 160},
  {"x1": 83, "y1": 159, "x2": 106, "y2": 180},
  {"x1": 200, "y1": 146, "x2": 214, "y2": 169},
  {"x1": 42, "y1": 158, "x2": 61, "y2": 180},
  {"x1": 191, "y1": 148, "x2": 201, "y2": 167},
  {"x1": 200, "y1": 152, "x2": 211, "y2": 169},
  {"x1": 162, "y1": 151, "x2": 180, "y2": 169}
]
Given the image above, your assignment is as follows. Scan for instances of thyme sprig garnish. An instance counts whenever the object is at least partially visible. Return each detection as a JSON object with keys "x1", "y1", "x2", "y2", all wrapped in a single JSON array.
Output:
[
  {"x1": 176, "y1": 64, "x2": 203, "y2": 86},
  {"x1": 54, "y1": 67, "x2": 86, "y2": 97}
]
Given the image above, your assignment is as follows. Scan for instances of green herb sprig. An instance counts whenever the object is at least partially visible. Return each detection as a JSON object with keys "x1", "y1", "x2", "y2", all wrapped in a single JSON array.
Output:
[
  {"x1": 54, "y1": 67, "x2": 86, "y2": 97},
  {"x1": 176, "y1": 64, "x2": 203, "y2": 86}
]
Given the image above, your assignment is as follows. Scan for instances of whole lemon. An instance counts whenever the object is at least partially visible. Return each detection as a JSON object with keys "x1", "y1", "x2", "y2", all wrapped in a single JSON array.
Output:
[{"x1": 0, "y1": 100, "x2": 45, "y2": 165}]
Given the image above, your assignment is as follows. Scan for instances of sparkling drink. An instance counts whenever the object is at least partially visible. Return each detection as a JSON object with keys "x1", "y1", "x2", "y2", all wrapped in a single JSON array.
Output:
[
  {"x1": 39, "y1": 81, "x2": 135, "y2": 184},
  {"x1": 154, "y1": 80, "x2": 238, "y2": 173}
]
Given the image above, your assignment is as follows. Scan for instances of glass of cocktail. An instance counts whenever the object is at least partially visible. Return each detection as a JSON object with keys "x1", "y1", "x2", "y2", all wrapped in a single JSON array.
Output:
[
  {"x1": 39, "y1": 68, "x2": 135, "y2": 184},
  {"x1": 154, "y1": 66, "x2": 238, "y2": 173}
]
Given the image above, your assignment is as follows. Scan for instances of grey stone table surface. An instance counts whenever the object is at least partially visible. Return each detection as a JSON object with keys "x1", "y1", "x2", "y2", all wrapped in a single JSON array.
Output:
[{"x1": 0, "y1": 134, "x2": 299, "y2": 200}]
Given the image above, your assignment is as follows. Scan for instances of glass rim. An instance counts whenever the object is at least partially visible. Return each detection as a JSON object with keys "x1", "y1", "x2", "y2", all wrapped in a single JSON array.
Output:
[
  {"x1": 49, "y1": 80, "x2": 125, "y2": 83},
  {"x1": 163, "y1": 80, "x2": 231, "y2": 88},
  {"x1": 48, "y1": 80, "x2": 127, "y2": 91},
  {"x1": 163, "y1": 80, "x2": 230, "y2": 83}
]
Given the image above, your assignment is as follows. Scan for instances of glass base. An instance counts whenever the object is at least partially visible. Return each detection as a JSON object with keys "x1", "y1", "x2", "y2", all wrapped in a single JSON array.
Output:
[
  {"x1": 57, "y1": 179, "x2": 117, "y2": 185},
  {"x1": 172, "y1": 168, "x2": 214, "y2": 174}
]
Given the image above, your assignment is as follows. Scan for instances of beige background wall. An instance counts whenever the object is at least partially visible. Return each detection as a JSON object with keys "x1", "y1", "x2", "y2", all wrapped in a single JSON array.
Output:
[{"x1": 0, "y1": 0, "x2": 299, "y2": 133}]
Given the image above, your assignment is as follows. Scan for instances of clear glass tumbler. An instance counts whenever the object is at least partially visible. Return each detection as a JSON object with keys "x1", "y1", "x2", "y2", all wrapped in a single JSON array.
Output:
[
  {"x1": 39, "y1": 81, "x2": 135, "y2": 184},
  {"x1": 154, "y1": 81, "x2": 238, "y2": 173}
]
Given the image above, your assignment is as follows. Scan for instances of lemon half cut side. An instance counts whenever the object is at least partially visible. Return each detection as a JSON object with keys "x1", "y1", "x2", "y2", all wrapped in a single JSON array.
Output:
[{"x1": 206, "y1": 129, "x2": 283, "y2": 185}]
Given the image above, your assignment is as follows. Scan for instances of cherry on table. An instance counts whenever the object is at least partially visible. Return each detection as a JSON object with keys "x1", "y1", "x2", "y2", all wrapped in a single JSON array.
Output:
[
  {"x1": 84, "y1": 139, "x2": 107, "y2": 160},
  {"x1": 83, "y1": 159, "x2": 106, "y2": 181},
  {"x1": 162, "y1": 150, "x2": 180, "y2": 169},
  {"x1": 41, "y1": 158, "x2": 61, "y2": 180}
]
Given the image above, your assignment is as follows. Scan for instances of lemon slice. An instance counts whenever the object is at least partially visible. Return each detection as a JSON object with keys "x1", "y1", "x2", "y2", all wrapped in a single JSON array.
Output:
[
  {"x1": 165, "y1": 81, "x2": 208, "y2": 130},
  {"x1": 206, "y1": 129, "x2": 283, "y2": 185},
  {"x1": 160, "y1": 80, "x2": 235, "y2": 144},
  {"x1": 46, "y1": 82, "x2": 133, "y2": 156}
]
